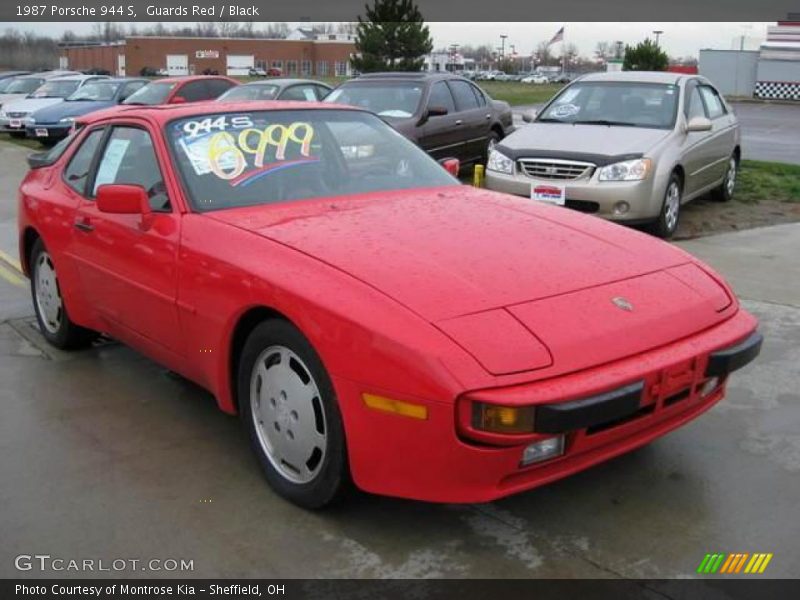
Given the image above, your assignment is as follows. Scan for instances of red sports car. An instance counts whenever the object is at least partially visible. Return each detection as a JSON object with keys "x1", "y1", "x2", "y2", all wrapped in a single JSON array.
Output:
[{"x1": 17, "y1": 102, "x2": 762, "y2": 508}]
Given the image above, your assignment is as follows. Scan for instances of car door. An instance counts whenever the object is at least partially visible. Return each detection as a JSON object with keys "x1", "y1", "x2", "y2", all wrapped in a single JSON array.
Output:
[
  {"x1": 70, "y1": 123, "x2": 184, "y2": 355},
  {"x1": 698, "y1": 84, "x2": 736, "y2": 184},
  {"x1": 447, "y1": 79, "x2": 491, "y2": 163},
  {"x1": 419, "y1": 80, "x2": 462, "y2": 161},
  {"x1": 680, "y1": 80, "x2": 717, "y2": 197}
]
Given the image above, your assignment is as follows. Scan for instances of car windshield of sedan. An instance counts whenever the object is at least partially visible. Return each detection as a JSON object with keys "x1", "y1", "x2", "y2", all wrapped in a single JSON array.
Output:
[
  {"x1": 324, "y1": 82, "x2": 423, "y2": 118},
  {"x1": 123, "y1": 82, "x2": 177, "y2": 105},
  {"x1": 219, "y1": 84, "x2": 280, "y2": 102},
  {"x1": 68, "y1": 81, "x2": 120, "y2": 101},
  {"x1": 4, "y1": 78, "x2": 44, "y2": 94},
  {"x1": 0, "y1": 78, "x2": 18, "y2": 93},
  {"x1": 30, "y1": 80, "x2": 81, "y2": 99},
  {"x1": 538, "y1": 81, "x2": 680, "y2": 129},
  {"x1": 167, "y1": 109, "x2": 456, "y2": 211}
]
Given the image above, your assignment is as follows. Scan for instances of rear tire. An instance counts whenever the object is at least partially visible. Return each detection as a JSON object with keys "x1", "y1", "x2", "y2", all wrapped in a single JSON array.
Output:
[
  {"x1": 651, "y1": 173, "x2": 682, "y2": 239},
  {"x1": 712, "y1": 154, "x2": 738, "y2": 202},
  {"x1": 29, "y1": 238, "x2": 98, "y2": 349},
  {"x1": 238, "y1": 319, "x2": 350, "y2": 509}
]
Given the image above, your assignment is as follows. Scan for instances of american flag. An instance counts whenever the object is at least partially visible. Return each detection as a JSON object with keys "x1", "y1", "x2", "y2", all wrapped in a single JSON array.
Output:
[{"x1": 548, "y1": 27, "x2": 564, "y2": 46}]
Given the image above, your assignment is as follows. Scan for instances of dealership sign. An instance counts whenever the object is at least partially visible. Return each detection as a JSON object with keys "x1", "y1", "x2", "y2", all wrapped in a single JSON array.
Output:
[{"x1": 195, "y1": 50, "x2": 219, "y2": 59}]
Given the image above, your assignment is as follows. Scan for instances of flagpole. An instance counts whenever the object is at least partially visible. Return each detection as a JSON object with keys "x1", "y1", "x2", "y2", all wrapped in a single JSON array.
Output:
[{"x1": 562, "y1": 25, "x2": 566, "y2": 75}]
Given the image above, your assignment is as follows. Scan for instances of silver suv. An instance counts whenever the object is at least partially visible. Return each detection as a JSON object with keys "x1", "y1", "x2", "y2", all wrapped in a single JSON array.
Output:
[{"x1": 485, "y1": 72, "x2": 740, "y2": 238}]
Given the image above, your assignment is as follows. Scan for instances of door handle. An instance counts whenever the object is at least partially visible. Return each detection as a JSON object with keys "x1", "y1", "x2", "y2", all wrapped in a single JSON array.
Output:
[
  {"x1": 486, "y1": 114, "x2": 491, "y2": 120},
  {"x1": 455, "y1": 119, "x2": 463, "y2": 125},
  {"x1": 74, "y1": 218, "x2": 94, "y2": 233}
]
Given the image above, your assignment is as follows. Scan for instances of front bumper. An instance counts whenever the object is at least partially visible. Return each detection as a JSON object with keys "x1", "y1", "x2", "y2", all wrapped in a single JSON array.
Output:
[
  {"x1": 485, "y1": 167, "x2": 666, "y2": 222},
  {"x1": 24, "y1": 124, "x2": 72, "y2": 140},
  {"x1": 338, "y1": 309, "x2": 760, "y2": 503},
  {"x1": 0, "y1": 116, "x2": 29, "y2": 134}
]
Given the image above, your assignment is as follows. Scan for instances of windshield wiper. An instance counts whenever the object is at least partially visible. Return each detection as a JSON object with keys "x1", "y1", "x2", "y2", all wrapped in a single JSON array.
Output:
[
  {"x1": 535, "y1": 117, "x2": 564, "y2": 123},
  {"x1": 572, "y1": 119, "x2": 638, "y2": 127}
]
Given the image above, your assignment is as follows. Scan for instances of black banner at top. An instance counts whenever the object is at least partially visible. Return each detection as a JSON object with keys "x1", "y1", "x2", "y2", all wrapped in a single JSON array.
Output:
[{"x1": 1, "y1": 0, "x2": 797, "y2": 22}]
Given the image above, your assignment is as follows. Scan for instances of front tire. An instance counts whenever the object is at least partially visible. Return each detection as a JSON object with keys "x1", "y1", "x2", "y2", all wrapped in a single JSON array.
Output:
[
  {"x1": 30, "y1": 238, "x2": 98, "y2": 349},
  {"x1": 238, "y1": 319, "x2": 349, "y2": 509},
  {"x1": 652, "y1": 173, "x2": 682, "y2": 239}
]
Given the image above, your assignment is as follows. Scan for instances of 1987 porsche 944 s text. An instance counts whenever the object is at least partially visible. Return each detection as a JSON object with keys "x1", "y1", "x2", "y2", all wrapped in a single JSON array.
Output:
[{"x1": 18, "y1": 101, "x2": 761, "y2": 508}]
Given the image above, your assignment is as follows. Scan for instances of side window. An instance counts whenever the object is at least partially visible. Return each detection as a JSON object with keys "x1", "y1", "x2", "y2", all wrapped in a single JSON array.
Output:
[
  {"x1": 206, "y1": 79, "x2": 235, "y2": 99},
  {"x1": 119, "y1": 81, "x2": 145, "y2": 101},
  {"x1": 280, "y1": 85, "x2": 319, "y2": 101},
  {"x1": 427, "y1": 81, "x2": 456, "y2": 113},
  {"x1": 448, "y1": 80, "x2": 480, "y2": 111},
  {"x1": 92, "y1": 127, "x2": 171, "y2": 212},
  {"x1": 699, "y1": 86, "x2": 725, "y2": 119},
  {"x1": 685, "y1": 85, "x2": 707, "y2": 120},
  {"x1": 469, "y1": 83, "x2": 487, "y2": 107},
  {"x1": 176, "y1": 81, "x2": 208, "y2": 103},
  {"x1": 63, "y1": 129, "x2": 105, "y2": 195},
  {"x1": 314, "y1": 85, "x2": 331, "y2": 100}
]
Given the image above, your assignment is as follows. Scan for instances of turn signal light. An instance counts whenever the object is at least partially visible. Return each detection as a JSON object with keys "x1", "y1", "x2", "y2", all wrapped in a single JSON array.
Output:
[
  {"x1": 362, "y1": 394, "x2": 428, "y2": 420},
  {"x1": 472, "y1": 402, "x2": 536, "y2": 434}
]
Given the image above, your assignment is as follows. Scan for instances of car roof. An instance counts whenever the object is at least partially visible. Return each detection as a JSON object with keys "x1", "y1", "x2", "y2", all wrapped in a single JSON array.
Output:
[
  {"x1": 577, "y1": 71, "x2": 683, "y2": 85},
  {"x1": 151, "y1": 75, "x2": 239, "y2": 84},
  {"x1": 241, "y1": 78, "x2": 331, "y2": 87},
  {"x1": 79, "y1": 99, "x2": 360, "y2": 125},
  {"x1": 354, "y1": 72, "x2": 466, "y2": 82},
  {"x1": 47, "y1": 74, "x2": 110, "y2": 83}
]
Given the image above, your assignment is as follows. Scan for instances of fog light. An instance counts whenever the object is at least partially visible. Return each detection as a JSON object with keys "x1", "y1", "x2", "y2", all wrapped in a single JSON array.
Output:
[
  {"x1": 700, "y1": 377, "x2": 721, "y2": 397},
  {"x1": 613, "y1": 201, "x2": 630, "y2": 215},
  {"x1": 521, "y1": 435, "x2": 565, "y2": 466}
]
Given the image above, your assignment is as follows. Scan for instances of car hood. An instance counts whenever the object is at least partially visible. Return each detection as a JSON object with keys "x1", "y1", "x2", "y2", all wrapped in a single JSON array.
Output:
[
  {"x1": 499, "y1": 122, "x2": 671, "y2": 160},
  {"x1": 208, "y1": 186, "x2": 732, "y2": 374},
  {"x1": 0, "y1": 92, "x2": 29, "y2": 107},
  {"x1": 30, "y1": 100, "x2": 115, "y2": 123},
  {"x1": 2, "y1": 97, "x2": 64, "y2": 114}
]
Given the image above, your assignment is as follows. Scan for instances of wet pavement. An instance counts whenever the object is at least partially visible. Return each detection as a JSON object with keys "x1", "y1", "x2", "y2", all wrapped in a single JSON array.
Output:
[{"x1": 0, "y1": 142, "x2": 797, "y2": 579}]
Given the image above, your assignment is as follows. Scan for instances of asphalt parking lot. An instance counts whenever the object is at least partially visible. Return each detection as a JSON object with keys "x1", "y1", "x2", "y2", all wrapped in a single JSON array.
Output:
[
  {"x1": 0, "y1": 141, "x2": 798, "y2": 579},
  {"x1": 513, "y1": 101, "x2": 800, "y2": 165}
]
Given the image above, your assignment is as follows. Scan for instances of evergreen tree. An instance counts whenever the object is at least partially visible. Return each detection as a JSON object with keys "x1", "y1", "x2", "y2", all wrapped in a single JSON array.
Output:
[
  {"x1": 623, "y1": 38, "x2": 669, "y2": 71},
  {"x1": 351, "y1": 0, "x2": 433, "y2": 72}
]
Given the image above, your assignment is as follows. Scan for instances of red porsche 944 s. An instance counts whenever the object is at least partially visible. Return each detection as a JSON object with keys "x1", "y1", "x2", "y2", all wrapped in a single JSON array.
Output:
[{"x1": 18, "y1": 102, "x2": 762, "y2": 508}]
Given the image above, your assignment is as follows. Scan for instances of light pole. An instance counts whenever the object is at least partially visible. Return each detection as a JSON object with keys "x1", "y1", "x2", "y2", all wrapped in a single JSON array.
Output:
[
  {"x1": 500, "y1": 34, "x2": 508, "y2": 59},
  {"x1": 449, "y1": 44, "x2": 459, "y2": 73},
  {"x1": 653, "y1": 30, "x2": 664, "y2": 46}
]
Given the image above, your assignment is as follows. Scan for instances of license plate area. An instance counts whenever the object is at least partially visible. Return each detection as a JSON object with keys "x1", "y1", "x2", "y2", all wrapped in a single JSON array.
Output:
[
  {"x1": 35, "y1": 128, "x2": 48, "y2": 137},
  {"x1": 531, "y1": 183, "x2": 566, "y2": 205}
]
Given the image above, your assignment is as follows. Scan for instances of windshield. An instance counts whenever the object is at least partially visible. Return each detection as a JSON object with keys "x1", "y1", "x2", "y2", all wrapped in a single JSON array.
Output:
[
  {"x1": 538, "y1": 81, "x2": 679, "y2": 129},
  {"x1": 0, "y1": 78, "x2": 19, "y2": 93},
  {"x1": 123, "y1": 82, "x2": 176, "y2": 105},
  {"x1": 30, "y1": 80, "x2": 81, "y2": 98},
  {"x1": 166, "y1": 109, "x2": 455, "y2": 211},
  {"x1": 68, "y1": 81, "x2": 120, "y2": 101},
  {"x1": 324, "y1": 82, "x2": 423, "y2": 118},
  {"x1": 218, "y1": 84, "x2": 280, "y2": 102},
  {"x1": 4, "y1": 78, "x2": 44, "y2": 94}
]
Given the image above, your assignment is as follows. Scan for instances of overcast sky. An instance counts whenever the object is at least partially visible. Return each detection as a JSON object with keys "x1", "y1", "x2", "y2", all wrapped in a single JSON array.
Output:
[{"x1": 0, "y1": 22, "x2": 770, "y2": 59}]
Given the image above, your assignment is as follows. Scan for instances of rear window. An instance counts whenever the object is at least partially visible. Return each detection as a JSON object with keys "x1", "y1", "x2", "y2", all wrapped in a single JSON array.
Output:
[
  {"x1": 219, "y1": 85, "x2": 279, "y2": 102},
  {"x1": 325, "y1": 82, "x2": 424, "y2": 119}
]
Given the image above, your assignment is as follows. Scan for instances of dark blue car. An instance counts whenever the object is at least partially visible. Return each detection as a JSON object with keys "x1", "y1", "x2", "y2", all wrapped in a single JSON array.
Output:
[{"x1": 26, "y1": 78, "x2": 148, "y2": 144}]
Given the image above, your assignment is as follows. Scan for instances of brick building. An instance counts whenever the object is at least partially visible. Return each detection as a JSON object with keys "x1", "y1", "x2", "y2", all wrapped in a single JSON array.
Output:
[{"x1": 60, "y1": 35, "x2": 356, "y2": 78}]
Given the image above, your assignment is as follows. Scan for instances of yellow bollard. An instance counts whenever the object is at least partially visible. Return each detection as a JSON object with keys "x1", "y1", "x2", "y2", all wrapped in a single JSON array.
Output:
[{"x1": 473, "y1": 164, "x2": 485, "y2": 188}]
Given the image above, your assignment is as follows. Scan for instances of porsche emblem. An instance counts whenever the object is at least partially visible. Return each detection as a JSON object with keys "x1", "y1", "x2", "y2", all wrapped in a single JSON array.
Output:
[{"x1": 612, "y1": 296, "x2": 634, "y2": 312}]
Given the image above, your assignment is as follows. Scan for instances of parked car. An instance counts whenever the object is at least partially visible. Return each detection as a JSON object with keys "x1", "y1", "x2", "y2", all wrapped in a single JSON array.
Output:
[
  {"x1": 324, "y1": 72, "x2": 514, "y2": 166},
  {"x1": 521, "y1": 74, "x2": 550, "y2": 84},
  {"x1": 122, "y1": 75, "x2": 238, "y2": 106},
  {"x1": 248, "y1": 67, "x2": 268, "y2": 78},
  {"x1": 0, "y1": 74, "x2": 108, "y2": 137},
  {"x1": 18, "y1": 101, "x2": 761, "y2": 508},
  {"x1": 217, "y1": 79, "x2": 332, "y2": 102},
  {"x1": 267, "y1": 67, "x2": 283, "y2": 77},
  {"x1": 0, "y1": 71, "x2": 32, "y2": 89},
  {"x1": 486, "y1": 71, "x2": 741, "y2": 238},
  {"x1": 0, "y1": 71, "x2": 78, "y2": 112},
  {"x1": 24, "y1": 78, "x2": 149, "y2": 144}
]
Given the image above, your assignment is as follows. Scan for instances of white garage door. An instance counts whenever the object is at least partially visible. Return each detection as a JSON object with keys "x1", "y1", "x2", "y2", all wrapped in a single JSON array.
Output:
[
  {"x1": 227, "y1": 54, "x2": 254, "y2": 76},
  {"x1": 166, "y1": 54, "x2": 189, "y2": 76}
]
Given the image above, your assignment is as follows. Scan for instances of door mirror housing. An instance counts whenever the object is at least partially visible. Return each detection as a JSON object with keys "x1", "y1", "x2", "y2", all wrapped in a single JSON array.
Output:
[
  {"x1": 171, "y1": 95, "x2": 187, "y2": 104},
  {"x1": 522, "y1": 110, "x2": 537, "y2": 123},
  {"x1": 426, "y1": 105, "x2": 449, "y2": 118},
  {"x1": 438, "y1": 157, "x2": 460, "y2": 177},
  {"x1": 686, "y1": 116, "x2": 712, "y2": 133},
  {"x1": 96, "y1": 184, "x2": 151, "y2": 215}
]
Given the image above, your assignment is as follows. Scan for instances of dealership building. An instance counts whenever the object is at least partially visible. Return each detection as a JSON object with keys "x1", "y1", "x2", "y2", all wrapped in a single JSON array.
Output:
[{"x1": 59, "y1": 32, "x2": 356, "y2": 78}]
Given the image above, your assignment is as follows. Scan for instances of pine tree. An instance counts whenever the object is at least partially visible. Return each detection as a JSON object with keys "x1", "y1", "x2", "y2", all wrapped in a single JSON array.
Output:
[
  {"x1": 622, "y1": 38, "x2": 669, "y2": 72},
  {"x1": 351, "y1": 0, "x2": 434, "y2": 73}
]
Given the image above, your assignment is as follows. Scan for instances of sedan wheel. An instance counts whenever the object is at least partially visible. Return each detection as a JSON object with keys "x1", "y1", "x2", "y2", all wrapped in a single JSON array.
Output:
[
  {"x1": 652, "y1": 174, "x2": 682, "y2": 239},
  {"x1": 238, "y1": 319, "x2": 349, "y2": 508},
  {"x1": 713, "y1": 155, "x2": 737, "y2": 202}
]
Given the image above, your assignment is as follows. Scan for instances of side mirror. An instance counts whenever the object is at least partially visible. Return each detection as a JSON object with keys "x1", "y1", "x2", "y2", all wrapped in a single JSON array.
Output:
[
  {"x1": 439, "y1": 157, "x2": 460, "y2": 177},
  {"x1": 171, "y1": 95, "x2": 187, "y2": 104},
  {"x1": 96, "y1": 184, "x2": 151, "y2": 215},
  {"x1": 426, "y1": 105, "x2": 448, "y2": 117},
  {"x1": 522, "y1": 110, "x2": 537, "y2": 123},
  {"x1": 686, "y1": 116, "x2": 712, "y2": 133}
]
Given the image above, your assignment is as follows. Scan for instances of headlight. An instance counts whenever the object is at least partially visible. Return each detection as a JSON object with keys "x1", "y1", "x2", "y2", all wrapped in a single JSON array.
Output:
[
  {"x1": 0, "y1": 110, "x2": 6, "y2": 119},
  {"x1": 59, "y1": 117, "x2": 74, "y2": 124},
  {"x1": 597, "y1": 158, "x2": 652, "y2": 182},
  {"x1": 487, "y1": 148, "x2": 514, "y2": 174},
  {"x1": 472, "y1": 402, "x2": 536, "y2": 434}
]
